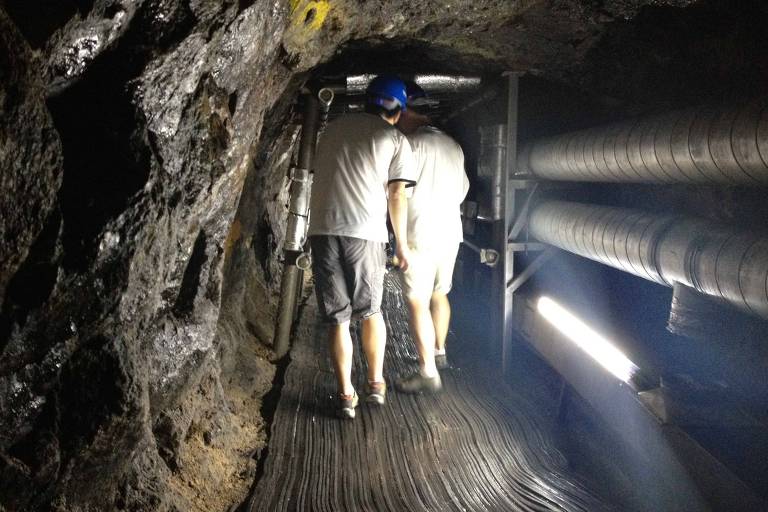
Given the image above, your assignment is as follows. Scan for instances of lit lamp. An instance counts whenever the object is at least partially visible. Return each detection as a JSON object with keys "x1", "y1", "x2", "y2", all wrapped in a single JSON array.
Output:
[{"x1": 537, "y1": 297, "x2": 640, "y2": 385}]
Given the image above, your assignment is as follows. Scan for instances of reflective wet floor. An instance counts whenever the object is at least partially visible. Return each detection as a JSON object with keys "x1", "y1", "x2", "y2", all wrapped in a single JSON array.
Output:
[{"x1": 246, "y1": 275, "x2": 615, "y2": 512}]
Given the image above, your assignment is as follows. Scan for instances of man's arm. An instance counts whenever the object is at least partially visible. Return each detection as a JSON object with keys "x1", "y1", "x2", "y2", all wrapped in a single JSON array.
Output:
[{"x1": 387, "y1": 181, "x2": 411, "y2": 271}]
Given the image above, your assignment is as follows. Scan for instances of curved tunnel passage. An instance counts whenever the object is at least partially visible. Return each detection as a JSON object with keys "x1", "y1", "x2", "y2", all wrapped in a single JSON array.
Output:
[{"x1": 1, "y1": 0, "x2": 768, "y2": 511}]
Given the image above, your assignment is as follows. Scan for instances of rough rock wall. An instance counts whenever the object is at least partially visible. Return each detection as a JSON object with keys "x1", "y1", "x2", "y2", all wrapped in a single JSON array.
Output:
[
  {"x1": 0, "y1": 11, "x2": 63, "y2": 318},
  {"x1": 3, "y1": 0, "x2": 752, "y2": 510},
  {"x1": 1, "y1": 1, "x2": 298, "y2": 509}
]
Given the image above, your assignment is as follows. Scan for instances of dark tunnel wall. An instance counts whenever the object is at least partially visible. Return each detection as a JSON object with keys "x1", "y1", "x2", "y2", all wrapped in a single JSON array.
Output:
[{"x1": 1, "y1": 0, "x2": 767, "y2": 510}]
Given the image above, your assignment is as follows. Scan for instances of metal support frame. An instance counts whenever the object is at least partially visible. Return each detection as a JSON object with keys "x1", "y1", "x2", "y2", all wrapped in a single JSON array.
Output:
[
  {"x1": 507, "y1": 248, "x2": 556, "y2": 293},
  {"x1": 450, "y1": 73, "x2": 551, "y2": 374},
  {"x1": 497, "y1": 76, "x2": 553, "y2": 375},
  {"x1": 496, "y1": 73, "x2": 519, "y2": 374},
  {"x1": 501, "y1": 190, "x2": 552, "y2": 374},
  {"x1": 508, "y1": 183, "x2": 538, "y2": 240},
  {"x1": 507, "y1": 242, "x2": 547, "y2": 252}
]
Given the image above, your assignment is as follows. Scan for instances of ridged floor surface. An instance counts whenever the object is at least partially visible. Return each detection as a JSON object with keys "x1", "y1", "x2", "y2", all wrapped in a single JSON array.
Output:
[{"x1": 247, "y1": 276, "x2": 614, "y2": 512}]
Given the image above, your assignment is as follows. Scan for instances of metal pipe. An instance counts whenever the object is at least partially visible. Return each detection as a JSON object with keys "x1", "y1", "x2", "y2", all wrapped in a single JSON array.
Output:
[
  {"x1": 462, "y1": 238, "x2": 483, "y2": 254},
  {"x1": 518, "y1": 98, "x2": 768, "y2": 184},
  {"x1": 274, "y1": 260, "x2": 301, "y2": 357},
  {"x1": 411, "y1": 74, "x2": 482, "y2": 94},
  {"x1": 321, "y1": 75, "x2": 484, "y2": 119},
  {"x1": 318, "y1": 87, "x2": 334, "y2": 132},
  {"x1": 442, "y1": 86, "x2": 498, "y2": 123},
  {"x1": 477, "y1": 124, "x2": 506, "y2": 221},
  {"x1": 284, "y1": 166, "x2": 312, "y2": 252},
  {"x1": 297, "y1": 95, "x2": 320, "y2": 170},
  {"x1": 345, "y1": 74, "x2": 482, "y2": 95},
  {"x1": 274, "y1": 94, "x2": 320, "y2": 358},
  {"x1": 461, "y1": 239, "x2": 499, "y2": 267},
  {"x1": 528, "y1": 200, "x2": 768, "y2": 319}
]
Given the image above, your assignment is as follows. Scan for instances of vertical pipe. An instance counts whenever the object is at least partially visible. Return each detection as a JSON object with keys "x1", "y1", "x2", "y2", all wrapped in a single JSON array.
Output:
[
  {"x1": 478, "y1": 125, "x2": 506, "y2": 220},
  {"x1": 274, "y1": 260, "x2": 301, "y2": 357},
  {"x1": 297, "y1": 95, "x2": 320, "y2": 171},
  {"x1": 274, "y1": 94, "x2": 320, "y2": 358},
  {"x1": 318, "y1": 87, "x2": 334, "y2": 132}
]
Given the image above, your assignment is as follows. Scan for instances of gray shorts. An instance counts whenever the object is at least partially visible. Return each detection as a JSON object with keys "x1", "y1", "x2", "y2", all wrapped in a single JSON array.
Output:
[{"x1": 310, "y1": 235, "x2": 386, "y2": 324}]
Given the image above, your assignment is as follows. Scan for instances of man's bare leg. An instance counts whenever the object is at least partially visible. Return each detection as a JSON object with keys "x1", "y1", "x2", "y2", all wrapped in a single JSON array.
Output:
[
  {"x1": 431, "y1": 292, "x2": 451, "y2": 353},
  {"x1": 396, "y1": 296, "x2": 441, "y2": 393},
  {"x1": 361, "y1": 312, "x2": 386, "y2": 383},
  {"x1": 408, "y1": 297, "x2": 438, "y2": 376},
  {"x1": 329, "y1": 322, "x2": 354, "y2": 396}
]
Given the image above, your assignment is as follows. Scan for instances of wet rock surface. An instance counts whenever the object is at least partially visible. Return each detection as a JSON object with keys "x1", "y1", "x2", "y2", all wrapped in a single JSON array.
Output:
[
  {"x1": 0, "y1": 10, "x2": 63, "y2": 317},
  {"x1": 0, "y1": 0, "x2": 765, "y2": 510}
]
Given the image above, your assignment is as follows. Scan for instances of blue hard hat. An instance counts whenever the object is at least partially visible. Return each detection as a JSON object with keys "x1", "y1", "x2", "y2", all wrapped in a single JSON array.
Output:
[{"x1": 366, "y1": 75, "x2": 408, "y2": 112}]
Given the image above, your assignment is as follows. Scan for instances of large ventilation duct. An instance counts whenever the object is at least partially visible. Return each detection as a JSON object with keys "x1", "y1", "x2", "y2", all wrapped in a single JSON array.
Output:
[
  {"x1": 344, "y1": 74, "x2": 482, "y2": 95},
  {"x1": 518, "y1": 98, "x2": 768, "y2": 184},
  {"x1": 528, "y1": 200, "x2": 768, "y2": 319}
]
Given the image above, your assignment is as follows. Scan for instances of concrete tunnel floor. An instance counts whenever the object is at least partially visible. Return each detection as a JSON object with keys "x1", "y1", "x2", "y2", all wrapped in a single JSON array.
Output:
[{"x1": 243, "y1": 274, "x2": 618, "y2": 512}]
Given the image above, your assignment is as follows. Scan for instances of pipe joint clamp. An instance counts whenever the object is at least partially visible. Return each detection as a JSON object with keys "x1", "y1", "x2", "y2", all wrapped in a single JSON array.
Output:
[{"x1": 285, "y1": 167, "x2": 314, "y2": 251}]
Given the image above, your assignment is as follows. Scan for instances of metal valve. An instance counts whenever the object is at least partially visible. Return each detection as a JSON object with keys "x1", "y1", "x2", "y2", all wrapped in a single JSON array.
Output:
[{"x1": 480, "y1": 248, "x2": 500, "y2": 267}]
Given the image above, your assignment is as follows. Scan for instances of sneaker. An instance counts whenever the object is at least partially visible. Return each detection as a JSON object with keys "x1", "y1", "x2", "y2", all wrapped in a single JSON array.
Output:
[
  {"x1": 337, "y1": 391, "x2": 359, "y2": 419},
  {"x1": 396, "y1": 371, "x2": 442, "y2": 394},
  {"x1": 364, "y1": 381, "x2": 387, "y2": 405},
  {"x1": 435, "y1": 353, "x2": 449, "y2": 370}
]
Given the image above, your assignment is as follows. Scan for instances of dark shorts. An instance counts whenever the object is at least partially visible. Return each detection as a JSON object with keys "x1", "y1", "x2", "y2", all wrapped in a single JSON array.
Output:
[{"x1": 310, "y1": 235, "x2": 386, "y2": 324}]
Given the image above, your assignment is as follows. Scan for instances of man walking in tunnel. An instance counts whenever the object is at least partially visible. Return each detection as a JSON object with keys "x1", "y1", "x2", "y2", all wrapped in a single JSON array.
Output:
[
  {"x1": 396, "y1": 82, "x2": 470, "y2": 394},
  {"x1": 308, "y1": 75, "x2": 415, "y2": 419}
]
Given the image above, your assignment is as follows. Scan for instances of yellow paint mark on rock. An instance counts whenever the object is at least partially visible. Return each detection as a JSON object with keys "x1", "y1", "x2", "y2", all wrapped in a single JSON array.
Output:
[{"x1": 291, "y1": 0, "x2": 330, "y2": 32}]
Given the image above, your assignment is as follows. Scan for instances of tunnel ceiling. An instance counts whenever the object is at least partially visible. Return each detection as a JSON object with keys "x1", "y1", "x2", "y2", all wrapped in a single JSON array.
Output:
[
  {"x1": 296, "y1": 0, "x2": 703, "y2": 87},
  {"x1": 1, "y1": 0, "x2": 767, "y2": 510}
]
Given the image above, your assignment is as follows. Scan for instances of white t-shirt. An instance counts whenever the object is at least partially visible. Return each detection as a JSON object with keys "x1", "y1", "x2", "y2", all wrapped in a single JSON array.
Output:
[
  {"x1": 406, "y1": 126, "x2": 469, "y2": 248},
  {"x1": 309, "y1": 113, "x2": 416, "y2": 243}
]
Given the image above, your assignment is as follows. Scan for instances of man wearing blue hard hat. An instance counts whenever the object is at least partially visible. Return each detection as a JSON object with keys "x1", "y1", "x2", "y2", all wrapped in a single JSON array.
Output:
[
  {"x1": 396, "y1": 81, "x2": 469, "y2": 394},
  {"x1": 308, "y1": 75, "x2": 416, "y2": 419}
]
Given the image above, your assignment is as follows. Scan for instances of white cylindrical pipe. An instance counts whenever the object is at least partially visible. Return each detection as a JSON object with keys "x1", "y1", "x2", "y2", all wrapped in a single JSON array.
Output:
[
  {"x1": 529, "y1": 200, "x2": 768, "y2": 318},
  {"x1": 520, "y1": 98, "x2": 768, "y2": 184}
]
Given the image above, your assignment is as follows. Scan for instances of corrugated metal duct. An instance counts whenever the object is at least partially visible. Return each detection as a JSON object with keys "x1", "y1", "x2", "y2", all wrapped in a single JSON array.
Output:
[
  {"x1": 528, "y1": 200, "x2": 768, "y2": 319},
  {"x1": 518, "y1": 98, "x2": 768, "y2": 184}
]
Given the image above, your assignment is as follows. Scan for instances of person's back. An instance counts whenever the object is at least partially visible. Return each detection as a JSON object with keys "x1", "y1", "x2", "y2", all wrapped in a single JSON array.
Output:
[
  {"x1": 310, "y1": 113, "x2": 414, "y2": 243},
  {"x1": 396, "y1": 106, "x2": 470, "y2": 394},
  {"x1": 406, "y1": 126, "x2": 469, "y2": 249},
  {"x1": 306, "y1": 75, "x2": 416, "y2": 420}
]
